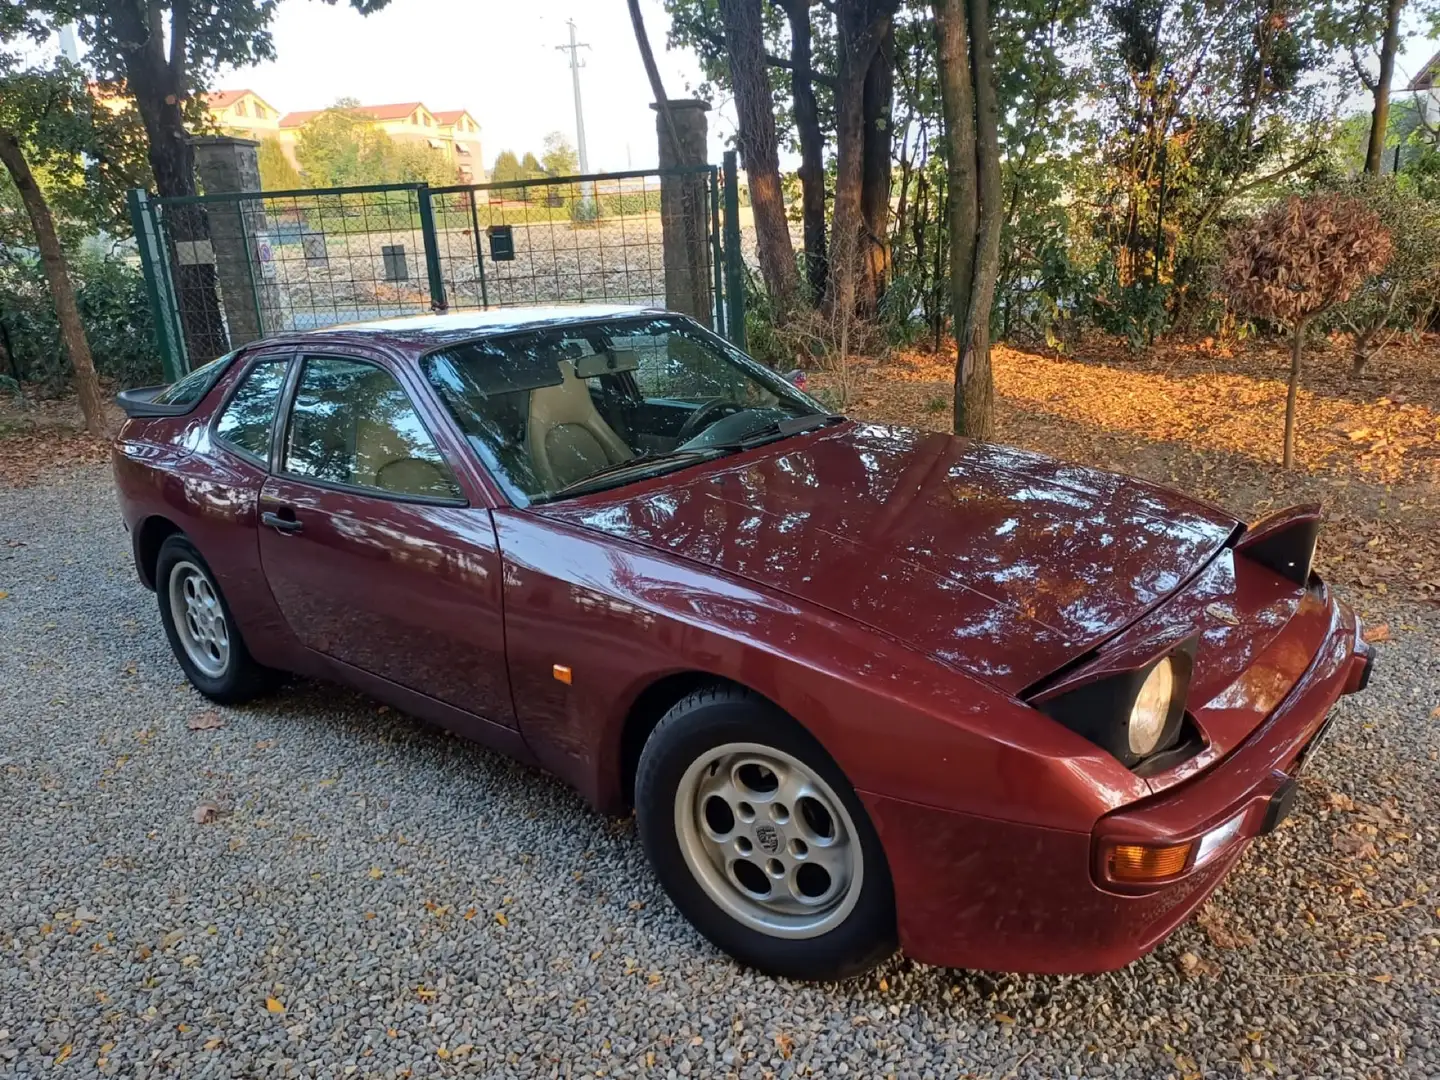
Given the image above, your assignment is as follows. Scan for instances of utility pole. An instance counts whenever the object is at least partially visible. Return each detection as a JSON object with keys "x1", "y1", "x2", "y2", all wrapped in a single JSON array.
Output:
[{"x1": 556, "y1": 19, "x2": 591, "y2": 176}]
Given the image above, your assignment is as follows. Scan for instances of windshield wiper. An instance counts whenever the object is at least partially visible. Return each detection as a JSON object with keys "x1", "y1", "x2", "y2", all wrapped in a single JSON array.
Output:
[
  {"x1": 700, "y1": 411, "x2": 846, "y2": 452},
  {"x1": 537, "y1": 447, "x2": 726, "y2": 502}
]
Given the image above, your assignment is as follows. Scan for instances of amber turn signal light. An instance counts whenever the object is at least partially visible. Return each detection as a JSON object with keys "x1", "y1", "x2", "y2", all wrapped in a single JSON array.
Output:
[
  {"x1": 552, "y1": 664, "x2": 572, "y2": 685},
  {"x1": 1108, "y1": 841, "x2": 1192, "y2": 882}
]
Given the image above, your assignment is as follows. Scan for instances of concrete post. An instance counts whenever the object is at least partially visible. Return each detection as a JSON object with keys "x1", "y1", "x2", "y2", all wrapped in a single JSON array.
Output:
[
  {"x1": 192, "y1": 136, "x2": 279, "y2": 345},
  {"x1": 651, "y1": 100, "x2": 712, "y2": 327}
]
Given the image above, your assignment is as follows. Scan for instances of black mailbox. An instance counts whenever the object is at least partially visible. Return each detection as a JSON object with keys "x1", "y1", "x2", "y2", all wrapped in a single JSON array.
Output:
[{"x1": 487, "y1": 225, "x2": 515, "y2": 262}]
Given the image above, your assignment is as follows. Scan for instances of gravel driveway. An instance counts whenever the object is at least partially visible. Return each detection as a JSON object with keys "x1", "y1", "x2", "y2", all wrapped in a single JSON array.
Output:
[{"x1": 1, "y1": 466, "x2": 1437, "y2": 1079}]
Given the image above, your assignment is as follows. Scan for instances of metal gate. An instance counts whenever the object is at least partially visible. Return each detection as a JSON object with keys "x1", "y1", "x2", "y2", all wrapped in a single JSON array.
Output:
[{"x1": 130, "y1": 156, "x2": 746, "y2": 380}]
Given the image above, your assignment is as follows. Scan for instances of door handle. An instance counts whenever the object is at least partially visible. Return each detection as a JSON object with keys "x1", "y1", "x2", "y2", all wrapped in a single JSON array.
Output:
[{"x1": 261, "y1": 510, "x2": 303, "y2": 534}]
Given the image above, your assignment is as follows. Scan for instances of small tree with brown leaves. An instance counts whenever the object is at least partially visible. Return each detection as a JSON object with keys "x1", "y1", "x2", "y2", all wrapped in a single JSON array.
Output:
[{"x1": 1223, "y1": 195, "x2": 1392, "y2": 468}]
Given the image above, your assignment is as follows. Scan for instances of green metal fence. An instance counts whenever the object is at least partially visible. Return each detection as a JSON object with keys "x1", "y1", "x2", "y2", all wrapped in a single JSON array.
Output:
[{"x1": 131, "y1": 155, "x2": 747, "y2": 380}]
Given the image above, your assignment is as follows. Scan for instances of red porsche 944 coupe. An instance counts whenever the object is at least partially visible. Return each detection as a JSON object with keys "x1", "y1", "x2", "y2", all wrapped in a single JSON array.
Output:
[{"x1": 113, "y1": 305, "x2": 1374, "y2": 981}]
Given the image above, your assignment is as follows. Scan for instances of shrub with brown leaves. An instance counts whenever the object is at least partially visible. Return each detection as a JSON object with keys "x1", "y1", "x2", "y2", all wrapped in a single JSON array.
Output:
[
  {"x1": 1222, "y1": 195, "x2": 1393, "y2": 326},
  {"x1": 1222, "y1": 195, "x2": 1393, "y2": 467}
]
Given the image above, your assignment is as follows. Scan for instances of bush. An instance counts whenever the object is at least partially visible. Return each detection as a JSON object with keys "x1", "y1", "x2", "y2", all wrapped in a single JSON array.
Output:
[
  {"x1": 0, "y1": 250, "x2": 160, "y2": 394},
  {"x1": 1323, "y1": 176, "x2": 1440, "y2": 373},
  {"x1": 1222, "y1": 193, "x2": 1392, "y2": 467}
]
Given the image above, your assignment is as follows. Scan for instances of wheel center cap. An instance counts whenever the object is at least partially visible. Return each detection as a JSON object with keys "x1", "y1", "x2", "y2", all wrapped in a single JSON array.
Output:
[{"x1": 754, "y1": 823, "x2": 780, "y2": 853}]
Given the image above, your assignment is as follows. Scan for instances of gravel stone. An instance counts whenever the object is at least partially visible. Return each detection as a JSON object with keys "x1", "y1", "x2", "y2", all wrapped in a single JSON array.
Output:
[{"x1": 1, "y1": 465, "x2": 1437, "y2": 1078}]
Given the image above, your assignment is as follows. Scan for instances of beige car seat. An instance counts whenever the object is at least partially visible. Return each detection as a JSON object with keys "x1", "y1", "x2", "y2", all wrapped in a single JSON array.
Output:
[
  {"x1": 526, "y1": 359, "x2": 632, "y2": 489},
  {"x1": 351, "y1": 376, "x2": 458, "y2": 499}
]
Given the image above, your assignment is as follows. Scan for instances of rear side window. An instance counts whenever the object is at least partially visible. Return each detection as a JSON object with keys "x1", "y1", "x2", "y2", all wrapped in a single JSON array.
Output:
[
  {"x1": 215, "y1": 359, "x2": 289, "y2": 461},
  {"x1": 282, "y1": 356, "x2": 462, "y2": 501},
  {"x1": 152, "y1": 350, "x2": 239, "y2": 407}
]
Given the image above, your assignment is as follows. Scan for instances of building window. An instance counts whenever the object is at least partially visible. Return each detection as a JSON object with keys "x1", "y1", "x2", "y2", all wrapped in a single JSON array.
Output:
[
  {"x1": 234, "y1": 100, "x2": 247, "y2": 117},
  {"x1": 455, "y1": 144, "x2": 469, "y2": 155}
]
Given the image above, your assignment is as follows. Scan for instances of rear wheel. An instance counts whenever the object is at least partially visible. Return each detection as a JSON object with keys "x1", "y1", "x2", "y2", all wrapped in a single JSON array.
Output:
[
  {"x1": 635, "y1": 685, "x2": 897, "y2": 980},
  {"x1": 156, "y1": 535, "x2": 277, "y2": 704}
]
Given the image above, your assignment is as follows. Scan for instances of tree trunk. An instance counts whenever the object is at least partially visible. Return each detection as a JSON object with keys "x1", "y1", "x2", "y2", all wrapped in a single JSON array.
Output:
[
  {"x1": 933, "y1": 0, "x2": 979, "y2": 435},
  {"x1": 827, "y1": 0, "x2": 896, "y2": 322},
  {"x1": 628, "y1": 0, "x2": 676, "y2": 143},
  {"x1": 0, "y1": 131, "x2": 107, "y2": 437},
  {"x1": 1365, "y1": 0, "x2": 1405, "y2": 175},
  {"x1": 719, "y1": 0, "x2": 799, "y2": 311},
  {"x1": 958, "y1": 0, "x2": 1001, "y2": 439},
  {"x1": 113, "y1": 0, "x2": 229, "y2": 364},
  {"x1": 1283, "y1": 316, "x2": 1308, "y2": 468},
  {"x1": 781, "y1": 0, "x2": 828, "y2": 303},
  {"x1": 858, "y1": 23, "x2": 896, "y2": 315}
]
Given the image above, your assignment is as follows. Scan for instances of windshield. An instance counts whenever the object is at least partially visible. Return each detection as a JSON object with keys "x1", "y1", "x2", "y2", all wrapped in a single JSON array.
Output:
[{"x1": 422, "y1": 315, "x2": 829, "y2": 504}]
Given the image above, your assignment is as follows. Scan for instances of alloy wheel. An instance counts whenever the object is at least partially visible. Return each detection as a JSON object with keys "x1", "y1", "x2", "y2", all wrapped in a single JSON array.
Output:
[
  {"x1": 168, "y1": 560, "x2": 230, "y2": 678},
  {"x1": 673, "y1": 741, "x2": 864, "y2": 939}
]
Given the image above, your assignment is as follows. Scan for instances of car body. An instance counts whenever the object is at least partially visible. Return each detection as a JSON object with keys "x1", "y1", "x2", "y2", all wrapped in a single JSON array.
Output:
[{"x1": 112, "y1": 305, "x2": 1373, "y2": 978}]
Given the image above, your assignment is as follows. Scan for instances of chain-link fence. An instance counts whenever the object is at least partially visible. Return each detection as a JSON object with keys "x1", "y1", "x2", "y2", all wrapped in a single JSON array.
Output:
[{"x1": 131, "y1": 163, "x2": 738, "y2": 380}]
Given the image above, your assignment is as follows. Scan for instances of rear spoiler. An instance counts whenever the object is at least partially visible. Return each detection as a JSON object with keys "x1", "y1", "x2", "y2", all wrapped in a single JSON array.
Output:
[{"x1": 115, "y1": 386, "x2": 198, "y2": 419}]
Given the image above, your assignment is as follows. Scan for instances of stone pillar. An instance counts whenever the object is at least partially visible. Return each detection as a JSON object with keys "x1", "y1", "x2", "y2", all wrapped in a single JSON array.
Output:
[
  {"x1": 651, "y1": 100, "x2": 712, "y2": 327},
  {"x1": 192, "y1": 136, "x2": 280, "y2": 346}
]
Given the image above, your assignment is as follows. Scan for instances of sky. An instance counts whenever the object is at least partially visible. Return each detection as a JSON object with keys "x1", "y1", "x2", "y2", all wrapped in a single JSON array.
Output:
[{"x1": 216, "y1": 0, "x2": 737, "y2": 172}]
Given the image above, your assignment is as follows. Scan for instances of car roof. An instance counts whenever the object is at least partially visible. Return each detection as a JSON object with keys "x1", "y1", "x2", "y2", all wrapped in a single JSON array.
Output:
[{"x1": 259, "y1": 304, "x2": 673, "y2": 354}]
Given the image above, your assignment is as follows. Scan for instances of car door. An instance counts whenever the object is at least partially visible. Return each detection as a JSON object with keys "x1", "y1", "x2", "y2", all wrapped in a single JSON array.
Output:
[
  {"x1": 257, "y1": 350, "x2": 515, "y2": 727},
  {"x1": 171, "y1": 347, "x2": 298, "y2": 670}
]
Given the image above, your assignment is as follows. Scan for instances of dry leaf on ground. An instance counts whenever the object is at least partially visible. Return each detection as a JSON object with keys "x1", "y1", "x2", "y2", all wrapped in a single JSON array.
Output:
[
  {"x1": 1178, "y1": 951, "x2": 1222, "y2": 978},
  {"x1": 187, "y1": 711, "x2": 224, "y2": 731},
  {"x1": 192, "y1": 801, "x2": 219, "y2": 825}
]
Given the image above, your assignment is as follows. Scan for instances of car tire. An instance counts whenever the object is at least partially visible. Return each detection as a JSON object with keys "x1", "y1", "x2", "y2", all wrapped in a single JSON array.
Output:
[
  {"x1": 155, "y1": 534, "x2": 278, "y2": 704},
  {"x1": 635, "y1": 684, "x2": 897, "y2": 981}
]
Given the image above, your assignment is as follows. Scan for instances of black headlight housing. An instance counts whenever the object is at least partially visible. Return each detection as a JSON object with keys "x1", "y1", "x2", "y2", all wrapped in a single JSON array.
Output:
[
  {"x1": 1028, "y1": 634, "x2": 1198, "y2": 769},
  {"x1": 1235, "y1": 505, "x2": 1321, "y2": 586}
]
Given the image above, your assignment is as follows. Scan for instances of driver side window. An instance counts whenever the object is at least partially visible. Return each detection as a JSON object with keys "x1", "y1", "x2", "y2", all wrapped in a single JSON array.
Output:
[
  {"x1": 621, "y1": 329, "x2": 754, "y2": 404},
  {"x1": 282, "y1": 356, "x2": 463, "y2": 502}
]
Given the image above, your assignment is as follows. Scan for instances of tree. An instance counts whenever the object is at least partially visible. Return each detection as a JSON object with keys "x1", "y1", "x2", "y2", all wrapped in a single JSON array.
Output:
[
  {"x1": 1327, "y1": 176, "x2": 1440, "y2": 372},
  {"x1": 665, "y1": 0, "x2": 836, "y2": 302},
  {"x1": 1317, "y1": 0, "x2": 1440, "y2": 175},
  {"x1": 828, "y1": 0, "x2": 900, "y2": 323},
  {"x1": 1223, "y1": 194, "x2": 1392, "y2": 467},
  {"x1": 0, "y1": 6, "x2": 144, "y2": 434},
  {"x1": 933, "y1": 0, "x2": 1002, "y2": 438},
  {"x1": 541, "y1": 131, "x2": 580, "y2": 177},
  {"x1": 0, "y1": 68, "x2": 106, "y2": 434},
  {"x1": 491, "y1": 149, "x2": 523, "y2": 184},
  {"x1": 257, "y1": 136, "x2": 300, "y2": 191},
  {"x1": 774, "y1": 0, "x2": 830, "y2": 301},
  {"x1": 293, "y1": 104, "x2": 452, "y2": 187},
  {"x1": 521, "y1": 151, "x2": 543, "y2": 176},
  {"x1": 49, "y1": 0, "x2": 390, "y2": 362},
  {"x1": 719, "y1": 0, "x2": 799, "y2": 309}
]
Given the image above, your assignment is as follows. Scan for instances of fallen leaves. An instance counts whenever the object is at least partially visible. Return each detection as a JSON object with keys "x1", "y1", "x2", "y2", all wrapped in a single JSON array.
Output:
[
  {"x1": 187, "y1": 711, "x2": 224, "y2": 731},
  {"x1": 1195, "y1": 904, "x2": 1256, "y2": 949},
  {"x1": 1178, "y1": 951, "x2": 1222, "y2": 979},
  {"x1": 54, "y1": 1044, "x2": 72, "y2": 1065},
  {"x1": 1361, "y1": 623, "x2": 1391, "y2": 644},
  {"x1": 815, "y1": 334, "x2": 1440, "y2": 605},
  {"x1": 192, "y1": 801, "x2": 219, "y2": 825},
  {"x1": 265, "y1": 997, "x2": 286, "y2": 1014}
]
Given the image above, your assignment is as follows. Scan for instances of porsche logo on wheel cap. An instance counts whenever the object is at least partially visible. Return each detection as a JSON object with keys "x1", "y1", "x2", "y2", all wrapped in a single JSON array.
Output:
[{"x1": 755, "y1": 824, "x2": 779, "y2": 853}]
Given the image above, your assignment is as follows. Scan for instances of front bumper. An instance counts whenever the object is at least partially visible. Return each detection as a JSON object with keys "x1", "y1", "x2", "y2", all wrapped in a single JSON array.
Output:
[{"x1": 861, "y1": 600, "x2": 1373, "y2": 974}]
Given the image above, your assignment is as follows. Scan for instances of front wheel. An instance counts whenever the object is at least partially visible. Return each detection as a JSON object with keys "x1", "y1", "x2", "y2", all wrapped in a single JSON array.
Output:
[
  {"x1": 155, "y1": 534, "x2": 277, "y2": 704},
  {"x1": 635, "y1": 685, "x2": 897, "y2": 980}
]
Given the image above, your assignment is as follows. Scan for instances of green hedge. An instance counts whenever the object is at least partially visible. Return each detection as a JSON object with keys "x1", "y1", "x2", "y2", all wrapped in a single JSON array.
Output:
[{"x1": 0, "y1": 252, "x2": 161, "y2": 393}]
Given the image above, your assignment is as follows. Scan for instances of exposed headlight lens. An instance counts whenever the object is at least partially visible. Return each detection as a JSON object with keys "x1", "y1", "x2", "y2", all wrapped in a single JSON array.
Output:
[{"x1": 1128, "y1": 658, "x2": 1175, "y2": 756}]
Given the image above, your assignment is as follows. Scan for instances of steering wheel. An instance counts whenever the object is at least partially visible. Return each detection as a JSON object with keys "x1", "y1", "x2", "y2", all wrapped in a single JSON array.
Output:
[{"x1": 674, "y1": 397, "x2": 743, "y2": 444}]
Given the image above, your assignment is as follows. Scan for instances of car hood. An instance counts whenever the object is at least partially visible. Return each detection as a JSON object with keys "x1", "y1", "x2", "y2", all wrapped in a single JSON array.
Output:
[{"x1": 535, "y1": 423, "x2": 1239, "y2": 694}]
